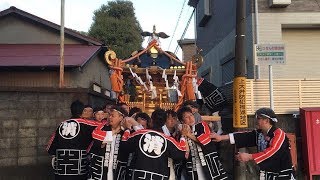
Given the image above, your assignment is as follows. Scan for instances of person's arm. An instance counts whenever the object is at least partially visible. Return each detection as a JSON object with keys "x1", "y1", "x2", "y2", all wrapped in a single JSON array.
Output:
[
  {"x1": 120, "y1": 129, "x2": 142, "y2": 154},
  {"x1": 180, "y1": 124, "x2": 199, "y2": 143},
  {"x1": 167, "y1": 135, "x2": 189, "y2": 160},
  {"x1": 92, "y1": 123, "x2": 113, "y2": 143},
  {"x1": 211, "y1": 130, "x2": 257, "y2": 148},
  {"x1": 193, "y1": 122, "x2": 212, "y2": 145},
  {"x1": 46, "y1": 124, "x2": 60, "y2": 170},
  {"x1": 122, "y1": 117, "x2": 144, "y2": 131},
  {"x1": 210, "y1": 133, "x2": 230, "y2": 142},
  {"x1": 251, "y1": 128, "x2": 286, "y2": 164},
  {"x1": 210, "y1": 132, "x2": 254, "y2": 163},
  {"x1": 46, "y1": 128, "x2": 59, "y2": 155}
]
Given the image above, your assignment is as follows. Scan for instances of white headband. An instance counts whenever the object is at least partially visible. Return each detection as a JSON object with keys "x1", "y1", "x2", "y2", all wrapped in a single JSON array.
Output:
[
  {"x1": 259, "y1": 113, "x2": 278, "y2": 122},
  {"x1": 113, "y1": 109, "x2": 125, "y2": 117}
]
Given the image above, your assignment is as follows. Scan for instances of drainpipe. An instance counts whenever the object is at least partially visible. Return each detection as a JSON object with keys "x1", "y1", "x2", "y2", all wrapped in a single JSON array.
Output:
[{"x1": 254, "y1": 0, "x2": 260, "y2": 79}]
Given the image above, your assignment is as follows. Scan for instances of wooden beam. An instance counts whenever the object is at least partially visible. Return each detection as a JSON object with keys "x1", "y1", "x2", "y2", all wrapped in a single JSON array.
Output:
[{"x1": 201, "y1": 115, "x2": 221, "y2": 121}]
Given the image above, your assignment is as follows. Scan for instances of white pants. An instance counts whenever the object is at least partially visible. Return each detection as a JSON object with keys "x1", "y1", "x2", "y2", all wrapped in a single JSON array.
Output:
[{"x1": 195, "y1": 162, "x2": 206, "y2": 180}]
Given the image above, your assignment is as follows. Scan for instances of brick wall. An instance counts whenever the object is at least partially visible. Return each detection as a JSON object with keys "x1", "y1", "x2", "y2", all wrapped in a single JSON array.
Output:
[{"x1": 181, "y1": 43, "x2": 197, "y2": 61}]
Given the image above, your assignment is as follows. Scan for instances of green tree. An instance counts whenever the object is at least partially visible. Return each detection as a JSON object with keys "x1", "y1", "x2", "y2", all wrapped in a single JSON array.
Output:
[{"x1": 88, "y1": 0, "x2": 143, "y2": 59}]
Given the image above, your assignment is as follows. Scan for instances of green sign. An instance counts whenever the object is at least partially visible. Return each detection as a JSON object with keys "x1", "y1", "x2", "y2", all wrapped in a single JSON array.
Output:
[{"x1": 255, "y1": 44, "x2": 286, "y2": 65}]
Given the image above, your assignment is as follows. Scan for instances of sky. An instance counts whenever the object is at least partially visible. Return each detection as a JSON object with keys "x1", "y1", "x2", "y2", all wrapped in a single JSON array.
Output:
[{"x1": 0, "y1": 0, "x2": 195, "y2": 59}]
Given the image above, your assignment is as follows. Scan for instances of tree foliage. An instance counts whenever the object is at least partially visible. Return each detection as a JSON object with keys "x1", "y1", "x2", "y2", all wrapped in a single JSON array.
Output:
[{"x1": 88, "y1": 0, "x2": 143, "y2": 59}]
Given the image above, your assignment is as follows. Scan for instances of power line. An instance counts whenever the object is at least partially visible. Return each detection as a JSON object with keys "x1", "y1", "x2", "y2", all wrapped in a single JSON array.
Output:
[
  {"x1": 167, "y1": 0, "x2": 187, "y2": 50},
  {"x1": 174, "y1": 8, "x2": 195, "y2": 55}
]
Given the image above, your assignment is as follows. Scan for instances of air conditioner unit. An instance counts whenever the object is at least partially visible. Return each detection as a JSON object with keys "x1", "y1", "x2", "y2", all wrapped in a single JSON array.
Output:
[{"x1": 269, "y1": 0, "x2": 291, "y2": 7}]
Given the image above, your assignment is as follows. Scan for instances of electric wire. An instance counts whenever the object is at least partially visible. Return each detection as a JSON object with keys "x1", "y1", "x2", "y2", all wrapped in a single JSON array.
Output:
[
  {"x1": 167, "y1": 0, "x2": 187, "y2": 50},
  {"x1": 174, "y1": 8, "x2": 195, "y2": 55}
]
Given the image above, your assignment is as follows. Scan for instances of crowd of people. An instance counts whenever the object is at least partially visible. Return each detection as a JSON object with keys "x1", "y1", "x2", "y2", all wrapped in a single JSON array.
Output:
[
  {"x1": 47, "y1": 99, "x2": 228, "y2": 180},
  {"x1": 46, "y1": 79, "x2": 295, "y2": 180}
]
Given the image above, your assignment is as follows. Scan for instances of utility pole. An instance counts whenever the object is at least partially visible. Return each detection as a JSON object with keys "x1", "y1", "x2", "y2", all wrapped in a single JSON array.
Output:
[
  {"x1": 233, "y1": 0, "x2": 247, "y2": 179},
  {"x1": 59, "y1": 0, "x2": 65, "y2": 88}
]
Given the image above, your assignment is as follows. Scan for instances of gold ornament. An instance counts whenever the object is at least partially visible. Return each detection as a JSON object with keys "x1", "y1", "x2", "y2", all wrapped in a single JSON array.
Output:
[
  {"x1": 192, "y1": 48, "x2": 203, "y2": 68},
  {"x1": 105, "y1": 50, "x2": 117, "y2": 65}
]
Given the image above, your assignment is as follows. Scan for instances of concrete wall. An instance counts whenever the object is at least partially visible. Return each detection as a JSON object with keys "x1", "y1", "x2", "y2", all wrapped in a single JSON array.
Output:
[
  {"x1": 0, "y1": 16, "x2": 80, "y2": 44},
  {"x1": 0, "y1": 89, "x2": 88, "y2": 179}
]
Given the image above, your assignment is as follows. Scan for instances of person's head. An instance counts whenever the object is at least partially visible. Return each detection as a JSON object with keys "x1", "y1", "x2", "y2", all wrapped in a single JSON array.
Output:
[
  {"x1": 81, "y1": 105, "x2": 93, "y2": 119},
  {"x1": 129, "y1": 107, "x2": 142, "y2": 117},
  {"x1": 182, "y1": 100, "x2": 200, "y2": 113},
  {"x1": 109, "y1": 106, "x2": 128, "y2": 128},
  {"x1": 135, "y1": 112, "x2": 151, "y2": 129},
  {"x1": 255, "y1": 107, "x2": 277, "y2": 131},
  {"x1": 151, "y1": 108, "x2": 167, "y2": 131},
  {"x1": 177, "y1": 106, "x2": 195, "y2": 126},
  {"x1": 166, "y1": 110, "x2": 178, "y2": 130},
  {"x1": 103, "y1": 103, "x2": 114, "y2": 119},
  {"x1": 93, "y1": 107, "x2": 105, "y2": 122},
  {"x1": 117, "y1": 102, "x2": 129, "y2": 114},
  {"x1": 70, "y1": 100, "x2": 84, "y2": 118}
]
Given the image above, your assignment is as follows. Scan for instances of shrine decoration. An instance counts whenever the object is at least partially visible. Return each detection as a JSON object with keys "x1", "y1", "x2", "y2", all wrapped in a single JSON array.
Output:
[{"x1": 105, "y1": 50, "x2": 125, "y2": 102}]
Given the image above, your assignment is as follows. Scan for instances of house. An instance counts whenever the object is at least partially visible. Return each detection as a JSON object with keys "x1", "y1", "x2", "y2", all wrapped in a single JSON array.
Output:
[
  {"x1": 0, "y1": 6, "x2": 111, "y2": 92},
  {"x1": 0, "y1": 6, "x2": 111, "y2": 178}
]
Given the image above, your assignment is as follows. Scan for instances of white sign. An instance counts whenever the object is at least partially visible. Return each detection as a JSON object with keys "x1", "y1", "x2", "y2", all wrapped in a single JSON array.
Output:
[
  {"x1": 255, "y1": 44, "x2": 286, "y2": 65},
  {"x1": 93, "y1": 84, "x2": 101, "y2": 93}
]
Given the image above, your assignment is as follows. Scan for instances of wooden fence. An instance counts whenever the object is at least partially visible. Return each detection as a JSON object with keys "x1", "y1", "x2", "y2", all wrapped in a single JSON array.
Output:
[
  {"x1": 246, "y1": 79, "x2": 320, "y2": 114},
  {"x1": 126, "y1": 79, "x2": 320, "y2": 115}
]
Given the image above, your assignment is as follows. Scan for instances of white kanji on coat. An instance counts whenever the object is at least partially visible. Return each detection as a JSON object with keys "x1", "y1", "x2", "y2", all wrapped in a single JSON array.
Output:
[
  {"x1": 59, "y1": 120, "x2": 80, "y2": 139},
  {"x1": 143, "y1": 134, "x2": 164, "y2": 155},
  {"x1": 61, "y1": 122, "x2": 77, "y2": 136}
]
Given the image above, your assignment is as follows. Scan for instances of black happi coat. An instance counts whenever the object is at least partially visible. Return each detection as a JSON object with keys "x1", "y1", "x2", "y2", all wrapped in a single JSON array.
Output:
[
  {"x1": 233, "y1": 126, "x2": 294, "y2": 177},
  {"x1": 47, "y1": 118, "x2": 101, "y2": 180},
  {"x1": 185, "y1": 122, "x2": 229, "y2": 180},
  {"x1": 121, "y1": 129, "x2": 187, "y2": 180},
  {"x1": 88, "y1": 124, "x2": 127, "y2": 180}
]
